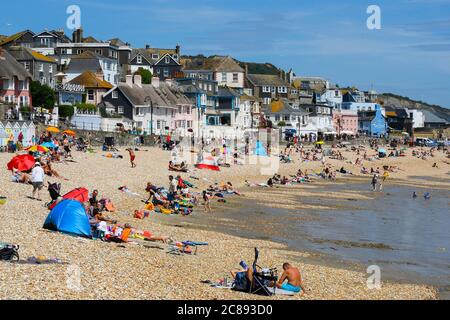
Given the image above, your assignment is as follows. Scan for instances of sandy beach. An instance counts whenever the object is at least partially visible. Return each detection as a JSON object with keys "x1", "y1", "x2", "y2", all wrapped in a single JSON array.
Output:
[{"x1": 1, "y1": 144, "x2": 448, "y2": 300}]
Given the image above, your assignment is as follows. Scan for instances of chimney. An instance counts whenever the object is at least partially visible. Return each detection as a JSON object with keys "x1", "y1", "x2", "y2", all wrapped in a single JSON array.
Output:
[
  {"x1": 134, "y1": 74, "x2": 142, "y2": 88},
  {"x1": 126, "y1": 74, "x2": 134, "y2": 87},
  {"x1": 152, "y1": 76, "x2": 160, "y2": 88},
  {"x1": 244, "y1": 64, "x2": 248, "y2": 77},
  {"x1": 145, "y1": 44, "x2": 150, "y2": 49},
  {"x1": 72, "y1": 28, "x2": 83, "y2": 43},
  {"x1": 95, "y1": 69, "x2": 104, "y2": 81},
  {"x1": 175, "y1": 44, "x2": 180, "y2": 55}
]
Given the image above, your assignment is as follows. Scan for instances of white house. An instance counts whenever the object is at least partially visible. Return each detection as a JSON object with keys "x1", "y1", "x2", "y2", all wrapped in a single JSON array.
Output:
[{"x1": 405, "y1": 108, "x2": 425, "y2": 129}]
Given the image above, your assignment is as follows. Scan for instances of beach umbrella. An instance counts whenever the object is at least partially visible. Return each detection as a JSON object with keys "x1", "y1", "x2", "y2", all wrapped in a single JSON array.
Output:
[
  {"x1": 46, "y1": 126, "x2": 60, "y2": 133},
  {"x1": 7, "y1": 154, "x2": 36, "y2": 172},
  {"x1": 41, "y1": 142, "x2": 57, "y2": 149},
  {"x1": 26, "y1": 145, "x2": 49, "y2": 153},
  {"x1": 63, "y1": 130, "x2": 76, "y2": 136},
  {"x1": 48, "y1": 187, "x2": 89, "y2": 210}
]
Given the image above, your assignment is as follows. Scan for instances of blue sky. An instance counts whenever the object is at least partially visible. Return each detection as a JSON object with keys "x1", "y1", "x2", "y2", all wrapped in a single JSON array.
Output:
[{"x1": 1, "y1": 0, "x2": 450, "y2": 107}]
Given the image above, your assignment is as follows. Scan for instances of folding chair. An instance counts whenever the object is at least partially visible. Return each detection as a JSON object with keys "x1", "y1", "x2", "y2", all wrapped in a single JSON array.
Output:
[{"x1": 249, "y1": 248, "x2": 278, "y2": 296}]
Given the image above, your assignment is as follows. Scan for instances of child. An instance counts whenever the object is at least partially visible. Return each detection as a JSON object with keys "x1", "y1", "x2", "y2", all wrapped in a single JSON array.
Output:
[
  {"x1": 126, "y1": 148, "x2": 136, "y2": 168},
  {"x1": 203, "y1": 190, "x2": 212, "y2": 213}
]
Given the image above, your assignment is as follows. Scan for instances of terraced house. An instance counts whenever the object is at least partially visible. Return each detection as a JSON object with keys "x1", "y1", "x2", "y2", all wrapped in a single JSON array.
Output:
[
  {"x1": 182, "y1": 55, "x2": 245, "y2": 89},
  {"x1": 0, "y1": 49, "x2": 33, "y2": 119},
  {"x1": 129, "y1": 45, "x2": 181, "y2": 80},
  {"x1": 7, "y1": 46, "x2": 57, "y2": 86}
]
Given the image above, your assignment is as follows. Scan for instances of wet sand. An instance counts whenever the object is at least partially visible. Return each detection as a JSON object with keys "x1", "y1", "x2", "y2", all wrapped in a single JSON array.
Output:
[{"x1": 1, "y1": 145, "x2": 447, "y2": 300}]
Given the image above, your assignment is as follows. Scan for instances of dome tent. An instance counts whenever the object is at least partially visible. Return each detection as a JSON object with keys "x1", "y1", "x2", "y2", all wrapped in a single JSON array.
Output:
[{"x1": 43, "y1": 200, "x2": 92, "y2": 238}]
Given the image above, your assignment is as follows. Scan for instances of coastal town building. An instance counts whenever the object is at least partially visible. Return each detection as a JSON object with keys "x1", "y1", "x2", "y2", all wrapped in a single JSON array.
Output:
[
  {"x1": 7, "y1": 46, "x2": 57, "y2": 86},
  {"x1": 246, "y1": 73, "x2": 290, "y2": 106},
  {"x1": 0, "y1": 48, "x2": 33, "y2": 120},
  {"x1": 101, "y1": 75, "x2": 193, "y2": 135},
  {"x1": 182, "y1": 55, "x2": 245, "y2": 89},
  {"x1": 129, "y1": 45, "x2": 182, "y2": 80},
  {"x1": 358, "y1": 104, "x2": 387, "y2": 137},
  {"x1": 333, "y1": 110, "x2": 358, "y2": 136}
]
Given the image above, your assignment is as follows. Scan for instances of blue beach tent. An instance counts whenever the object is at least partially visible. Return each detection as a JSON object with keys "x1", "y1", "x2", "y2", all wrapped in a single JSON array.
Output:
[
  {"x1": 41, "y1": 142, "x2": 57, "y2": 149},
  {"x1": 254, "y1": 140, "x2": 268, "y2": 156},
  {"x1": 43, "y1": 199, "x2": 92, "y2": 238}
]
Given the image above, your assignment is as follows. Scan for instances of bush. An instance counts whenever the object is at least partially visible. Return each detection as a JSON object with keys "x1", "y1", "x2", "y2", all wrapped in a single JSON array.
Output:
[
  {"x1": 59, "y1": 105, "x2": 74, "y2": 119},
  {"x1": 277, "y1": 121, "x2": 286, "y2": 127},
  {"x1": 75, "y1": 103, "x2": 97, "y2": 111}
]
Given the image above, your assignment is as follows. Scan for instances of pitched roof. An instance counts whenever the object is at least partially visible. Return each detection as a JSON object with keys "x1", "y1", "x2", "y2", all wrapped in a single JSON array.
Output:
[
  {"x1": 7, "y1": 46, "x2": 56, "y2": 63},
  {"x1": 263, "y1": 99, "x2": 309, "y2": 115},
  {"x1": 69, "y1": 71, "x2": 113, "y2": 89},
  {"x1": 247, "y1": 74, "x2": 288, "y2": 87},
  {"x1": 67, "y1": 51, "x2": 102, "y2": 74},
  {"x1": 117, "y1": 82, "x2": 191, "y2": 107},
  {"x1": 109, "y1": 38, "x2": 128, "y2": 47},
  {"x1": 182, "y1": 56, "x2": 244, "y2": 72},
  {"x1": 131, "y1": 48, "x2": 178, "y2": 64},
  {"x1": 82, "y1": 36, "x2": 99, "y2": 43},
  {"x1": 0, "y1": 49, "x2": 32, "y2": 80},
  {"x1": 0, "y1": 30, "x2": 34, "y2": 46},
  {"x1": 422, "y1": 110, "x2": 448, "y2": 124}
]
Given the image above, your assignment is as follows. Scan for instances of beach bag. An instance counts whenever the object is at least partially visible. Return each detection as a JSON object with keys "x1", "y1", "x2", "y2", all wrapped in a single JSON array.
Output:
[
  {"x1": 0, "y1": 243, "x2": 19, "y2": 261},
  {"x1": 145, "y1": 203, "x2": 155, "y2": 211},
  {"x1": 232, "y1": 271, "x2": 250, "y2": 292}
]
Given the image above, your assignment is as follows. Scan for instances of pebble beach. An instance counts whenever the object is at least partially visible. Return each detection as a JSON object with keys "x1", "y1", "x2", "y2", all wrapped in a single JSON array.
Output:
[{"x1": 1, "y1": 145, "x2": 447, "y2": 300}]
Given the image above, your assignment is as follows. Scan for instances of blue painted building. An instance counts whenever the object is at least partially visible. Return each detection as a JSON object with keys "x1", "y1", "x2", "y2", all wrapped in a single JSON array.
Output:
[{"x1": 358, "y1": 104, "x2": 387, "y2": 137}]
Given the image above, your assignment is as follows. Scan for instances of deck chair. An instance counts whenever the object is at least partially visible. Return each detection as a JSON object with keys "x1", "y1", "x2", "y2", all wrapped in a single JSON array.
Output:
[
  {"x1": 249, "y1": 248, "x2": 278, "y2": 296},
  {"x1": 167, "y1": 241, "x2": 208, "y2": 255}
]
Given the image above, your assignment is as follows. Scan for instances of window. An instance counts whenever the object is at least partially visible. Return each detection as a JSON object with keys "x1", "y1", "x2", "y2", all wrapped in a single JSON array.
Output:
[
  {"x1": 61, "y1": 48, "x2": 68, "y2": 55},
  {"x1": 232, "y1": 73, "x2": 238, "y2": 83},
  {"x1": 4, "y1": 79, "x2": 14, "y2": 90},
  {"x1": 262, "y1": 86, "x2": 270, "y2": 93},
  {"x1": 278, "y1": 87, "x2": 287, "y2": 94},
  {"x1": 76, "y1": 49, "x2": 84, "y2": 54},
  {"x1": 18, "y1": 81, "x2": 27, "y2": 90},
  {"x1": 156, "y1": 69, "x2": 161, "y2": 74},
  {"x1": 87, "y1": 89, "x2": 95, "y2": 101},
  {"x1": 221, "y1": 73, "x2": 227, "y2": 82},
  {"x1": 96, "y1": 49, "x2": 103, "y2": 55},
  {"x1": 165, "y1": 56, "x2": 170, "y2": 64},
  {"x1": 39, "y1": 64, "x2": 44, "y2": 72},
  {"x1": 163, "y1": 68, "x2": 169, "y2": 77},
  {"x1": 137, "y1": 55, "x2": 142, "y2": 64},
  {"x1": 275, "y1": 115, "x2": 280, "y2": 121},
  {"x1": 112, "y1": 91, "x2": 118, "y2": 99},
  {"x1": 157, "y1": 120, "x2": 161, "y2": 130},
  {"x1": 263, "y1": 97, "x2": 271, "y2": 105},
  {"x1": 152, "y1": 54, "x2": 159, "y2": 60},
  {"x1": 49, "y1": 65, "x2": 53, "y2": 73},
  {"x1": 20, "y1": 96, "x2": 29, "y2": 107},
  {"x1": 172, "y1": 54, "x2": 178, "y2": 60},
  {"x1": 271, "y1": 87, "x2": 276, "y2": 93},
  {"x1": 23, "y1": 62, "x2": 31, "y2": 71},
  {"x1": 118, "y1": 106, "x2": 124, "y2": 114},
  {"x1": 208, "y1": 84, "x2": 212, "y2": 91},
  {"x1": 284, "y1": 115, "x2": 290, "y2": 121}
]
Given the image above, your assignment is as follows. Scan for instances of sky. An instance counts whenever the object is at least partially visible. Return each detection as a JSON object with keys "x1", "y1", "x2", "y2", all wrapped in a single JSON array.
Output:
[{"x1": 1, "y1": 0, "x2": 450, "y2": 107}]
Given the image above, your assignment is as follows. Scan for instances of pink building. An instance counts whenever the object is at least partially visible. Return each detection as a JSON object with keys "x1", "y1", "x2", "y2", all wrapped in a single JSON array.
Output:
[
  {"x1": 171, "y1": 103, "x2": 194, "y2": 136},
  {"x1": 333, "y1": 110, "x2": 358, "y2": 135},
  {"x1": 0, "y1": 49, "x2": 33, "y2": 116}
]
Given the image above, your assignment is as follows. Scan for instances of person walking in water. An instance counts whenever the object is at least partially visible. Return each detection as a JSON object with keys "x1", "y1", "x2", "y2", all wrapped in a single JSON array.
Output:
[
  {"x1": 126, "y1": 148, "x2": 136, "y2": 168},
  {"x1": 371, "y1": 174, "x2": 379, "y2": 191}
]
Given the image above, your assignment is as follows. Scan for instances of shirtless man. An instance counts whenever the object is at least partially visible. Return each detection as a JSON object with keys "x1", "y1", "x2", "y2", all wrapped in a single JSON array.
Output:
[
  {"x1": 273, "y1": 263, "x2": 306, "y2": 294},
  {"x1": 126, "y1": 148, "x2": 136, "y2": 168}
]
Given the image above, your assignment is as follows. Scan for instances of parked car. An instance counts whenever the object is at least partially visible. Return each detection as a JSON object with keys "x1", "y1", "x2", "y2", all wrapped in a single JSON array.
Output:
[
  {"x1": 437, "y1": 140, "x2": 450, "y2": 147},
  {"x1": 415, "y1": 137, "x2": 438, "y2": 147}
]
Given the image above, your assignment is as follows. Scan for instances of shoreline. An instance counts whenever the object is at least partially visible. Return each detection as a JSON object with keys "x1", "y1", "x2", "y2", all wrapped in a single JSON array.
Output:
[{"x1": 1, "y1": 145, "x2": 447, "y2": 300}]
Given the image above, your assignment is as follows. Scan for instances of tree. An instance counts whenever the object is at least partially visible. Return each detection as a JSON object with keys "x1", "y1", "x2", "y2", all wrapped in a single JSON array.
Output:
[
  {"x1": 135, "y1": 68, "x2": 152, "y2": 84},
  {"x1": 30, "y1": 81, "x2": 56, "y2": 110}
]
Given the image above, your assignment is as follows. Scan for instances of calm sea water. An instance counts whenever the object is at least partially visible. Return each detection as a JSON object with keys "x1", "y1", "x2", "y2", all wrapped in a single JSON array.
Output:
[{"x1": 156, "y1": 179, "x2": 450, "y2": 298}]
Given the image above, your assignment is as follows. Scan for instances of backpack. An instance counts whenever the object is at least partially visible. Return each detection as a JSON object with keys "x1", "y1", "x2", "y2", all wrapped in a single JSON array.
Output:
[
  {"x1": 0, "y1": 244, "x2": 19, "y2": 261},
  {"x1": 232, "y1": 271, "x2": 250, "y2": 292}
]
